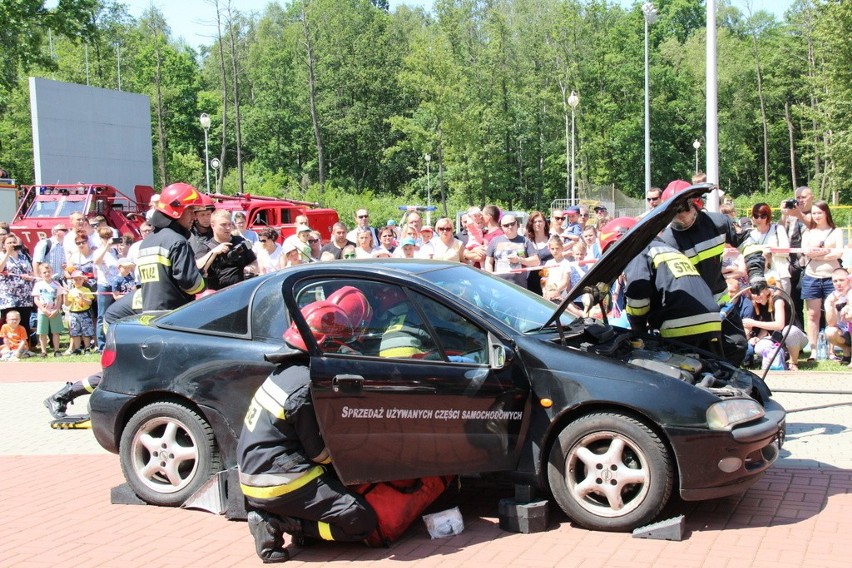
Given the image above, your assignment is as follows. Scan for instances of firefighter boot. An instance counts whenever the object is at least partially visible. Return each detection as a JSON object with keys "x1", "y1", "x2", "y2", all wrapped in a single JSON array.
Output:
[
  {"x1": 248, "y1": 511, "x2": 290, "y2": 563},
  {"x1": 43, "y1": 382, "x2": 81, "y2": 419}
]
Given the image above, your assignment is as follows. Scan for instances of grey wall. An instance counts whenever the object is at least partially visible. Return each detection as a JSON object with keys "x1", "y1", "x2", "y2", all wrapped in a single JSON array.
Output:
[{"x1": 29, "y1": 77, "x2": 154, "y2": 196}]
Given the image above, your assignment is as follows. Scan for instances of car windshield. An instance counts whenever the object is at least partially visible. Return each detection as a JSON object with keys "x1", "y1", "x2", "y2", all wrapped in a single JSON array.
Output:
[
  {"x1": 421, "y1": 265, "x2": 573, "y2": 333},
  {"x1": 26, "y1": 197, "x2": 87, "y2": 219}
]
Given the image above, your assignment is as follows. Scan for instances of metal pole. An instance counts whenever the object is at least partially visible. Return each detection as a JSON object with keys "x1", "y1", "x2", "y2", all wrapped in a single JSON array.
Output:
[
  {"x1": 203, "y1": 128, "x2": 210, "y2": 193},
  {"x1": 570, "y1": 105, "x2": 576, "y2": 206},
  {"x1": 705, "y1": 0, "x2": 721, "y2": 213},
  {"x1": 644, "y1": 14, "x2": 651, "y2": 194},
  {"x1": 425, "y1": 154, "x2": 432, "y2": 225}
]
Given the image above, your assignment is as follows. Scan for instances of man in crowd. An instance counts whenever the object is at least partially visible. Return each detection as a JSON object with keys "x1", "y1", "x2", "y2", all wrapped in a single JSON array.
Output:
[
  {"x1": 482, "y1": 204, "x2": 503, "y2": 243},
  {"x1": 645, "y1": 186, "x2": 662, "y2": 210},
  {"x1": 485, "y1": 213, "x2": 539, "y2": 288},
  {"x1": 825, "y1": 268, "x2": 851, "y2": 366},
  {"x1": 346, "y1": 208, "x2": 378, "y2": 245},
  {"x1": 192, "y1": 208, "x2": 258, "y2": 290},
  {"x1": 321, "y1": 222, "x2": 353, "y2": 259},
  {"x1": 593, "y1": 206, "x2": 610, "y2": 230},
  {"x1": 63, "y1": 212, "x2": 97, "y2": 257},
  {"x1": 33, "y1": 223, "x2": 67, "y2": 278}
]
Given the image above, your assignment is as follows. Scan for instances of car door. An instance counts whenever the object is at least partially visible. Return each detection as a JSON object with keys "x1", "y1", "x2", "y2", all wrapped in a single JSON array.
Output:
[{"x1": 295, "y1": 278, "x2": 531, "y2": 485}]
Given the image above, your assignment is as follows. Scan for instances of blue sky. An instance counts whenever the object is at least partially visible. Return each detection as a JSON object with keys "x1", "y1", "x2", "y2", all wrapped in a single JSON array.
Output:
[{"x1": 115, "y1": 0, "x2": 794, "y2": 49}]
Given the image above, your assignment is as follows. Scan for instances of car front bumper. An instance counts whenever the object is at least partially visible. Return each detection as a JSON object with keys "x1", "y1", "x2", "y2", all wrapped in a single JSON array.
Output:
[{"x1": 669, "y1": 398, "x2": 786, "y2": 501}]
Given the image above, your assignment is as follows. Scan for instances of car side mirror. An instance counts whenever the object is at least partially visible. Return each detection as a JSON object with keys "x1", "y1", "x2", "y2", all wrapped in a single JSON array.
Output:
[{"x1": 490, "y1": 341, "x2": 514, "y2": 369}]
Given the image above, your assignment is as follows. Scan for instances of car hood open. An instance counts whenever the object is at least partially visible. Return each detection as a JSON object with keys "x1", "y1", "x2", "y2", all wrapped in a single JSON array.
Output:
[{"x1": 545, "y1": 183, "x2": 715, "y2": 327}]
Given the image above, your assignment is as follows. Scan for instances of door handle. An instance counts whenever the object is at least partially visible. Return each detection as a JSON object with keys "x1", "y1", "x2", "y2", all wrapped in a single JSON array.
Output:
[{"x1": 332, "y1": 374, "x2": 364, "y2": 393}]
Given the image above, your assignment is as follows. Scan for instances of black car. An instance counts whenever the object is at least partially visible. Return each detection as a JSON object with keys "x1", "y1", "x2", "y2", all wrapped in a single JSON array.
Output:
[{"x1": 90, "y1": 187, "x2": 785, "y2": 532}]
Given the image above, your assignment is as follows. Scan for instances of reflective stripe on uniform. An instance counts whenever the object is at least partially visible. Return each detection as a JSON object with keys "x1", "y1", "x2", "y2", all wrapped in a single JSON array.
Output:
[
  {"x1": 82, "y1": 376, "x2": 96, "y2": 393},
  {"x1": 659, "y1": 312, "x2": 722, "y2": 338},
  {"x1": 678, "y1": 234, "x2": 726, "y2": 266},
  {"x1": 318, "y1": 521, "x2": 334, "y2": 541},
  {"x1": 240, "y1": 465, "x2": 324, "y2": 499},
  {"x1": 184, "y1": 276, "x2": 206, "y2": 296},
  {"x1": 626, "y1": 297, "x2": 650, "y2": 317},
  {"x1": 255, "y1": 378, "x2": 289, "y2": 420}
]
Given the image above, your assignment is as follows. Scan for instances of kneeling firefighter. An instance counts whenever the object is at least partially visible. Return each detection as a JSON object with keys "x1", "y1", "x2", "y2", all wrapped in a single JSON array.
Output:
[{"x1": 237, "y1": 290, "x2": 376, "y2": 563}]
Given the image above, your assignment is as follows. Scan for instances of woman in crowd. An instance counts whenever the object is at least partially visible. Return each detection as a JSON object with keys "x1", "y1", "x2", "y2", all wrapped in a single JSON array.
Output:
[
  {"x1": 354, "y1": 231, "x2": 376, "y2": 259},
  {"x1": 92, "y1": 226, "x2": 120, "y2": 352},
  {"x1": 278, "y1": 241, "x2": 303, "y2": 269},
  {"x1": 801, "y1": 201, "x2": 845, "y2": 359},
  {"x1": 745, "y1": 203, "x2": 791, "y2": 296},
  {"x1": 429, "y1": 217, "x2": 464, "y2": 262},
  {"x1": 0, "y1": 233, "x2": 35, "y2": 340},
  {"x1": 375, "y1": 226, "x2": 397, "y2": 257},
  {"x1": 253, "y1": 228, "x2": 283, "y2": 274},
  {"x1": 743, "y1": 285, "x2": 808, "y2": 371},
  {"x1": 525, "y1": 211, "x2": 552, "y2": 295}
]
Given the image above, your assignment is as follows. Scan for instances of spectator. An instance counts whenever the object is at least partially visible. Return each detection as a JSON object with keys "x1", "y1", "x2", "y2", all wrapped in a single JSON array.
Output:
[
  {"x1": 581, "y1": 225, "x2": 601, "y2": 260},
  {"x1": 193, "y1": 209, "x2": 258, "y2": 290},
  {"x1": 232, "y1": 211, "x2": 258, "y2": 244},
  {"x1": 340, "y1": 244, "x2": 356, "y2": 260},
  {"x1": 402, "y1": 210, "x2": 423, "y2": 238},
  {"x1": 593, "y1": 206, "x2": 610, "y2": 230},
  {"x1": 780, "y1": 196, "x2": 807, "y2": 329},
  {"x1": 308, "y1": 231, "x2": 322, "y2": 261},
  {"x1": 397, "y1": 237, "x2": 418, "y2": 259},
  {"x1": 743, "y1": 286, "x2": 808, "y2": 371},
  {"x1": 126, "y1": 222, "x2": 151, "y2": 267},
  {"x1": 114, "y1": 234, "x2": 134, "y2": 259},
  {"x1": 253, "y1": 228, "x2": 283, "y2": 274},
  {"x1": 283, "y1": 225, "x2": 313, "y2": 263},
  {"x1": 482, "y1": 205, "x2": 503, "y2": 243},
  {"x1": 430, "y1": 217, "x2": 464, "y2": 262},
  {"x1": 549, "y1": 208, "x2": 566, "y2": 237},
  {"x1": 801, "y1": 200, "x2": 845, "y2": 360},
  {"x1": 32, "y1": 263, "x2": 66, "y2": 357},
  {"x1": 278, "y1": 241, "x2": 302, "y2": 269},
  {"x1": 578, "y1": 205, "x2": 591, "y2": 230},
  {"x1": 346, "y1": 209, "x2": 378, "y2": 245},
  {"x1": 1, "y1": 310, "x2": 29, "y2": 361},
  {"x1": 525, "y1": 211, "x2": 551, "y2": 295},
  {"x1": 354, "y1": 231, "x2": 376, "y2": 259},
  {"x1": 92, "y1": 226, "x2": 120, "y2": 351},
  {"x1": 1, "y1": 233, "x2": 35, "y2": 341},
  {"x1": 462, "y1": 207, "x2": 487, "y2": 266},
  {"x1": 418, "y1": 225, "x2": 434, "y2": 259},
  {"x1": 111, "y1": 259, "x2": 137, "y2": 301},
  {"x1": 744, "y1": 203, "x2": 791, "y2": 297},
  {"x1": 65, "y1": 230, "x2": 97, "y2": 291},
  {"x1": 824, "y1": 268, "x2": 851, "y2": 365},
  {"x1": 63, "y1": 212, "x2": 97, "y2": 258},
  {"x1": 64, "y1": 270, "x2": 95, "y2": 355},
  {"x1": 321, "y1": 223, "x2": 353, "y2": 260},
  {"x1": 645, "y1": 187, "x2": 662, "y2": 210},
  {"x1": 562, "y1": 207, "x2": 583, "y2": 243},
  {"x1": 485, "y1": 214, "x2": 539, "y2": 288},
  {"x1": 541, "y1": 236, "x2": 571, "y2": 303},
  {"x1": 393, "y1": 226, "x2": 420, "y2": 258},
  {"x1": 375, "y1": 226, "x2": 397, "y2": 257},
  {"x1": 32, "y1": 223, "x2": 68, "y2": 278}
]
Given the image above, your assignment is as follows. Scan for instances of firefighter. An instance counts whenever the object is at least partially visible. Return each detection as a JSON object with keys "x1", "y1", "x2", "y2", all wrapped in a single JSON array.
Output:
[
  {"x1": 136, "y1": 183, "x2": 206, "y2": 311},
  {"x1": 238, "y1": 296, "x2": 376, "y2": 563},
  {"x1": 623, "y1": 233, "x2": 724, "y2": 353},
  {"x1": 659, "y1": 181, "x2": 765, "y2": 364}
]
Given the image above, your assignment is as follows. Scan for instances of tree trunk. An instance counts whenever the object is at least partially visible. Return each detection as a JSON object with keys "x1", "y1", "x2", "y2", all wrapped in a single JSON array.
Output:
[
  {"x1": 301, "y1": 4, "x2": 325, "y2": 187},
  {"x1": 749, "y1": 25, "x2": 769, "y2": 193},
  {"x1": 785, "y1": 100, "x2": 797, "y2": 192}
]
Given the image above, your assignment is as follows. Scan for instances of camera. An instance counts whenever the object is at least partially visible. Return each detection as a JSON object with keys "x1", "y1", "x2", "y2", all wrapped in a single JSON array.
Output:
[
  {"x1": 225, "y1": 239, "x2": 252, "y2": 262},
  {"x1": 13, "y1": 244, "x2": 22, "y2": 251},
  {"x1": 111, "y1": 236, "x2": 121, "y2": 244},
  {"x1": 783, "y1": 199, "x2": 797, "y2": 209}
]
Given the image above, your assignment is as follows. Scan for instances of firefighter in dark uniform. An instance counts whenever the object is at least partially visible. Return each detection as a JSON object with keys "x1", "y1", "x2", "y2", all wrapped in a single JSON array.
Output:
[
  {"x1": 237, "y1": 299, "x2": 376, "y2": 563},
  {"x1": 135, "y1": 183, "x2": 207, "y2": 311},
  {"x1": 659, "y1": 181, "x2": 766, "y2": 364},
  {"x1": 625, "y1": 237, "x2": 723, "y2": 353}
]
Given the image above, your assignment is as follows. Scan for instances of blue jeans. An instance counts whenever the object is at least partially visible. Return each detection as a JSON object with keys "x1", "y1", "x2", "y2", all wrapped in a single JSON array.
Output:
[{"x1": 96, "y1": 285, "x2": 115, "y2": 351}]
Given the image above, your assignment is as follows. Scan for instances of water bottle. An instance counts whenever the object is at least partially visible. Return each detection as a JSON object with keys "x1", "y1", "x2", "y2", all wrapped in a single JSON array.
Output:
[{"x1": 816, "y1": 331, "x2": 828, "y2": 361}]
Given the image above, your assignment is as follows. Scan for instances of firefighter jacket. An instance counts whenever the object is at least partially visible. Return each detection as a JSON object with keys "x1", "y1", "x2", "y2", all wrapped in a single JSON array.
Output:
[
  {"x1": 136, "y1": 212, "x2": 206, "y2": 311},
  {"x1": 661, "y1": 210, "x2": 764, "y2": 304},
  {"x1": 625, "y1": 239, "x2": 722, "y2": 341},
  {"x1": 237, "y1": 365, "x2": 333, "y2": 501}
]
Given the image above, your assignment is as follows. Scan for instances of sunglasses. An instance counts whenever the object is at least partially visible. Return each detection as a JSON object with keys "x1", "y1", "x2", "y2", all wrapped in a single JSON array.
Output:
[
  {"x1": 308, "y1": 239, "x2": 319, "y2": 244},
  {"x1": 76, "y1": 241, "x2": 88, "y2": 245},
  {"x1": 358, "y1": 214, "x2": 369, "y2": 219},
  {"x1": 437, "y1": 227, "x2": 452, "y2": 232},
  {"x1": 258, "y1": 239, "x2": 268, "y2": 243},
  {"x1": 343, "y1": 253, "x2": 356, "y2": 259},
  {"x1": 581, "y1": 214, "x2": 589, "y2": 218},
  {"x1": 501, "y1": 222, "x2": 517, "y2": 228},
  {"x1": 752, "y1": 213, "x2": 769, "y2": 219},
  {"x1": 553, "y1": 216, "x2": 565, "y2": 221}
]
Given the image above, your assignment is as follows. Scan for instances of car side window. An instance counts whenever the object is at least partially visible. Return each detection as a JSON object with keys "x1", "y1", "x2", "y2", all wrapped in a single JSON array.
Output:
[
  {"x1": 157, "y1": 282, "x2": 251, "y2": 336},
  {"x1": 415, "y1": 294, "x2": 489, "y2": 365},
  {"x1": 250, "y1": 276, "x2": 288, "y2": 341}
]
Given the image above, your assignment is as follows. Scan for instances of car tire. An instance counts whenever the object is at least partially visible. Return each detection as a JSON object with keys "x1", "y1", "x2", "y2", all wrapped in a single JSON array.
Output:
[
  {"x1": 547, "y1": 412, "x2": 673, "y2": 532},
  {"x1": 119, "y1": 401, "x2": 221, "y2": 507}
]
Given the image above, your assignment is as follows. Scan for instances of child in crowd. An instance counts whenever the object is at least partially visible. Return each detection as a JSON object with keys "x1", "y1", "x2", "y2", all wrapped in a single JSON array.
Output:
[
  {"x1": 541, "y1": 236, "x2": 571, "y2": 303},
  {"x1": 111, "y1": 259, "x2": 137, "y2": 300},
  {"x1": 31, "y1": 263, "x2": 66, "y2": 357},
  {"x1": 65, "y1": 270, "x2": 95, "y2": 354},
  {"x1": 1, "y1": 310, "x2": 29, "y2": 361}
]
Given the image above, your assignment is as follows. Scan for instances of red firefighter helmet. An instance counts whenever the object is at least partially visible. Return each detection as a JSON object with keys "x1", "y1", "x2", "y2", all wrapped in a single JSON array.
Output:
[
  {"x1": 374, "y1": 285, "x2": 407, "y2": 312},
  {"x1": 326, "y1": 286, "x2": 372, "y2": 335},
  {"x1": 599, "y1": 217, "x2": 637, "y2": 253},
  {"x1": 284, "y1": 300, "x2": 354, "y2": 351},
  {"x1": 157, "y1": 183, "x2": 204, "y2": 219},
  {"x1": 197, "y1": 193, "x2": 216, "y2": 212},
  {"x1": 661, "y1": 179, "x2": 703, "y2": 210}
]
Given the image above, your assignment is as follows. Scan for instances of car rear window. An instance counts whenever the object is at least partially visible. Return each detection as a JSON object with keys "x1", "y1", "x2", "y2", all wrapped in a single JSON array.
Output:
[{"x1": 156, "y1": 280, "x2": 253, "y2": 336}]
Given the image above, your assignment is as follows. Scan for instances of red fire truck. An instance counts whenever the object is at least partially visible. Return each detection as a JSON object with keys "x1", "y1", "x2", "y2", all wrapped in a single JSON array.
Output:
[{"x1": 10, "y1": 184, "x2": 339, "y2": 252}]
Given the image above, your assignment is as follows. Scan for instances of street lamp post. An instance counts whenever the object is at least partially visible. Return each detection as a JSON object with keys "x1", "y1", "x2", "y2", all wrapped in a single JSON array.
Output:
[
  {"x1": 424, "y1": 153, "x2": 432, "y2": 225},
  {"x1": 567, "y1": 91, "x2": 579, "y2": 207},
  {"x1": 199, "y1": 113, "x2": 211, "y2": 193},
  {"x1": 642, "y1": 2, "x2": 657, "y2": 194},
  {"x1": 693, "y1": 139, "x2": 701, "y2": 174}
]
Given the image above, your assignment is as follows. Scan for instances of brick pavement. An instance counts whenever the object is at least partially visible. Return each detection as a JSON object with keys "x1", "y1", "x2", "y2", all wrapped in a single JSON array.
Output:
[{"x1": 1, "y1": 363, "x2": 850, "y2": 567}]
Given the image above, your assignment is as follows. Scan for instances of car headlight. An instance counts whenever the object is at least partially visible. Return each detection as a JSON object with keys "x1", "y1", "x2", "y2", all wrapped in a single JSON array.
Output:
[{"x1": 706, "y1": 399, "x2": 765, "y2": 430}]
